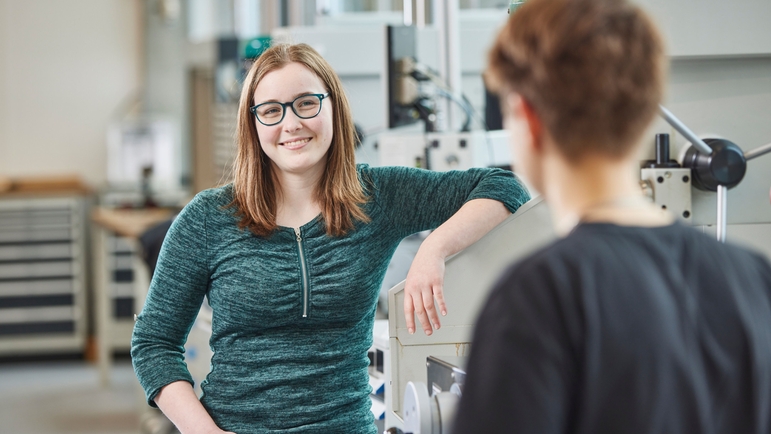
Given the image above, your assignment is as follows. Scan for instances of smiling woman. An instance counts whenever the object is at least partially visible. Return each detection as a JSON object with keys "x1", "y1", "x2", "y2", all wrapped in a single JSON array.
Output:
[
  {"x1": 233, "y1": 44, "x2": 367, "y2": 238},
  {"x1": 130, "y1": 42, "x2": 530, "y2": 434}
]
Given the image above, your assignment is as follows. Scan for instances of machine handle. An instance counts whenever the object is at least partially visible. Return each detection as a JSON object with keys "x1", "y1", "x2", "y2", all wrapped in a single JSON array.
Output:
[
  {"x1": 744, "y1": 142, "x2": 771, "y2": 161},
  {"x1": 717, "y1": 185, "x2": 727, "y2": 243},
  {"x1": 659, "y1": 105, "x2": 713, "y2": 155}
]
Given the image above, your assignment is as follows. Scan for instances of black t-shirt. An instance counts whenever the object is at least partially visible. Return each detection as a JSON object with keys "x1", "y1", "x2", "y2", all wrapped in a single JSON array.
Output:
[{"x1": 454, "y1": 222, "x2": 771, "y2": 434}]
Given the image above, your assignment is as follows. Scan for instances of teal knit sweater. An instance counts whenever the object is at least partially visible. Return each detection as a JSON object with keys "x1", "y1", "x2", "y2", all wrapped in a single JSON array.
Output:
[{"x1": 131, "y1": 164, "x2": 530, "y2": 433}]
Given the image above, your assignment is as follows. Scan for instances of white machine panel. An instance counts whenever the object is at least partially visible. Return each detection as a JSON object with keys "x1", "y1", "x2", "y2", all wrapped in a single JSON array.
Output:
[{"x1": 387, "y1": 197, "x2": 555, "y2": 427}]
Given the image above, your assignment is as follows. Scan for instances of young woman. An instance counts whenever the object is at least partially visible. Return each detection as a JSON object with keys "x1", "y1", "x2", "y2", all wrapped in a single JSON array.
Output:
[
  {"x1": 131, "y1": 43, "x2": 530, "y2": 433},
  {"x1": 453, "y1": 0, "x2": 771, "y2": 433}
]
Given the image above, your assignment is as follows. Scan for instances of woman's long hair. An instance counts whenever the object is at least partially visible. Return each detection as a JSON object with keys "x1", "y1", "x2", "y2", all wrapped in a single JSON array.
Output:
[{"x1": 230, "y1": 43, "x2": 369, "y2": 237}]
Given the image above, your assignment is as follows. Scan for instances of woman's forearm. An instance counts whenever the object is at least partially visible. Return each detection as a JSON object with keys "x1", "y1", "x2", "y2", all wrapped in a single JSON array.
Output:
[
  {"x1": 423, "y1": 198, "x2": 511, "y2": 259},
  {"x1": 154, "y1": 381, "x2": 232, "y2": 434},
  {"x1": 404, "y1": 198, "x2": 511, "y2": 335}
]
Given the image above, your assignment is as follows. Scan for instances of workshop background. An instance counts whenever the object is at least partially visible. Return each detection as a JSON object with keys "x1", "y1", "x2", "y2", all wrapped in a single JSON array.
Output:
[{"x1": 1, "y1": 1, "x2": 770, "y2": 433}]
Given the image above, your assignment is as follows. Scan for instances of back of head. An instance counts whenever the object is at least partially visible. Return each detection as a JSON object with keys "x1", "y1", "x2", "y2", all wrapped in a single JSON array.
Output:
[{"x1": 487, "y1": 0, "x2": 666, "y2": 161}]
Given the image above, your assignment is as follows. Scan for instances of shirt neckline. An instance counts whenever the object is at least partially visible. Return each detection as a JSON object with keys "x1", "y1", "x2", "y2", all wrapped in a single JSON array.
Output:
[{"x1": 277, "y1": 214, "x2": 323, "y2": 233}]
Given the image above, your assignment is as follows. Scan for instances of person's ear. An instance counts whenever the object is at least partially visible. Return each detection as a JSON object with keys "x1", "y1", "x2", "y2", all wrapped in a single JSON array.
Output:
[{"x1": 519, "y1": 98, "x2": 543, "y2": 153}]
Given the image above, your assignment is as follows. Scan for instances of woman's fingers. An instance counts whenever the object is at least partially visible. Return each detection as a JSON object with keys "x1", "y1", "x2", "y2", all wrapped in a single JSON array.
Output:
[
  {"x1": 421, "y1": 287, "x2": 441, "y2": 332},
  {"x1": 404, "y1": 285, "x2": 445, "y2": 336},
  {"x1": 434, "y1": 285, "x2": 447, "y2": 317},
  {"x1": 404, "y1": 292, "x2": 416, "y2": 334},
  {"x1": 412, "y1": 292, "x2": 433, "y2": 336}
]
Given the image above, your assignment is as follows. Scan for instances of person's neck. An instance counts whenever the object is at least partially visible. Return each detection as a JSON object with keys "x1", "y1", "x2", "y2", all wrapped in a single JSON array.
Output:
[
  {"x1": 542, "y1": 153, "x2": 673, "y2": 236},
  {"x1": 274, "y1": 166, "x2": 324, "y2": 228}
]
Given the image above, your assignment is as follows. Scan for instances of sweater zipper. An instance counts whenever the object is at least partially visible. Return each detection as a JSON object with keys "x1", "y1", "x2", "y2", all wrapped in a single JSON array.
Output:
[{"x1": 294, "y1": 227, "x2": 310, "y2": 318}]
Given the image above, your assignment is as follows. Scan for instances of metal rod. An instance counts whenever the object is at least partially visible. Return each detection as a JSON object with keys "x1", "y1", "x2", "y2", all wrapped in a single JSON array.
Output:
[
  {"x1": 744, "y1": 142, "x2": 771, "y2": 161},
  {"x1": 446, "y1": 0, "x2": 462, "y2": 131},
  {"x1": 415, "y1": 0, "x2": 425, "y2": 28},
  {"x1": 717, "y1": 185, "x2": 727, "y2": 243},
  {"x1": 403, "y1": 0, "x2": 413, "y2": 26},
  {"x1": 659, "y1": 105, "x2": 713, "y2": 155}
]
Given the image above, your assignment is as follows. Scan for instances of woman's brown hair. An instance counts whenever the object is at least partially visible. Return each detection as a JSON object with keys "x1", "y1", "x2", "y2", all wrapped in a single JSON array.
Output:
[
  {"x1": 230, "y1": 43, "x2": 369, "y2": 237},
  {"x1": 487, "y1": 0, "x2": 666, "y2": 161}
]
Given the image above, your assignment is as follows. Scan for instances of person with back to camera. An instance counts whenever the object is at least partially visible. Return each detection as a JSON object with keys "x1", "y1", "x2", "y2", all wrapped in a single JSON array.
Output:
[
  {"x1": 130, "y1": 43, "x2": 530, "y2": 434},
  {"x1": 453, "y1": 0, "x2": 771, "y2": 432}
]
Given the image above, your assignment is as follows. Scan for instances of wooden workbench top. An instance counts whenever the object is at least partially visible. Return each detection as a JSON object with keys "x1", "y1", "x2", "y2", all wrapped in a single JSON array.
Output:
[
  {"x1": 0, "y1": 175, "x2": 92, "y2": 197},
  {"x1": 91, "y1": 207, "x2": 176, "y2": 239}
]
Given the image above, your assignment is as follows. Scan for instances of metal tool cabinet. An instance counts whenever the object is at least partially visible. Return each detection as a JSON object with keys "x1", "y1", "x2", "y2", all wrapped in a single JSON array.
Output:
[{"x1": 0, "y1": 196, "x2": 88, "y2": 356}]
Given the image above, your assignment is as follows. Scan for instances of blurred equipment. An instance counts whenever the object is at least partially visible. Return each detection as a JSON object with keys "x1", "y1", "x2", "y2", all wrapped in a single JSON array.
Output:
[
  {"x1": 641, "y1": 133, "x2": 693, "y2": 222},
  {"x1": 378, "y1": 130, "x2": 512, "y2": 171},
  {"x1": 106, "y1": 119, "x2": 186, "y2": 207},
  {"x1": 385, "y1": 25, "x2": 483, "y2": 134},
  {"x1": 402, "y1": 356, "x2": 465, "y2": 434},
  {"x1": 369, "y1": 319, "x2": 390, "y2": 433},
  {"x1": 386, "y1": 25, "x2": 424, "y2": 130},
  {"x1": 656, "y1": 105, "x2": 771, "y2": 243}
]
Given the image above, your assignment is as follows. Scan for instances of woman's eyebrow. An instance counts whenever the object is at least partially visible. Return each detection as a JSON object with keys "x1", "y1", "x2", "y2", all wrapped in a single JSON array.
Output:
[{"x1": 254, "y1": 91, "x2": 320, "y2": 105}]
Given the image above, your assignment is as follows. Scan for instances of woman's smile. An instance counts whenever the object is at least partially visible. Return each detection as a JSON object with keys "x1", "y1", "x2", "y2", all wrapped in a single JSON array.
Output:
[{"x1": 281, "y1": 137, "x2": 312, "y2": 150}]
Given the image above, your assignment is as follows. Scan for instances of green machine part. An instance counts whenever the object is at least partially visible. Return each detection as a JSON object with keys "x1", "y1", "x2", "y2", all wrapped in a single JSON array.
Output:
[
  {"x1": 243, "y1": 36, "x2": 272, "y2": 60},
  {"x1": 509, "y1": 0, "x2": 526, "y2": 14}
]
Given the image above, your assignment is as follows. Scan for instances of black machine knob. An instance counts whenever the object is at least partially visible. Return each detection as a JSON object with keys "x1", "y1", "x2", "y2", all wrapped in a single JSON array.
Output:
[
  {"x1": 642, "y1": 134, "x2": 680, "y2": 168},
  {"x1": 682, "y1": 138, "x2": 747, "y2": 191}
]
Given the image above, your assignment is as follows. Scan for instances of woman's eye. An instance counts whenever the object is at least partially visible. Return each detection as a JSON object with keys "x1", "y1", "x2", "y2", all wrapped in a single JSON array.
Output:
[{"x1": 261, "y1": 107, "x2": 281, "y2": 116}]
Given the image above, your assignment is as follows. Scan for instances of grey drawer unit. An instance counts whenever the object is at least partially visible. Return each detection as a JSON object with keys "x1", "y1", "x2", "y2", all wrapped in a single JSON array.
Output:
[{"x1": 0, "y1": 197, "x2": 87, "y2": 355}]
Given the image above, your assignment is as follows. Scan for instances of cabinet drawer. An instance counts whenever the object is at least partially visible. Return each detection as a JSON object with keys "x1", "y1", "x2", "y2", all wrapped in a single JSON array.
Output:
[
  {"x1": 0, "y1": 260, "x2": 74, "y2": 279},
  {"x1": 0, "y1": 242, "x2": 73, "y2": 261},
  {"x1": 0, "y1": 209, "x2": 72, "y2": 228},
  {"x1": 0, "y1": 227, "x2": 73, "y2": 243},
  {"x1": 0, "y1": 279, "x2": 74, "y2": 297}
]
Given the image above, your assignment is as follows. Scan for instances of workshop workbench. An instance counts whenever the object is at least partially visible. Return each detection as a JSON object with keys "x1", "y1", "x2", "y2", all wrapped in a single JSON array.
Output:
[{"x1": 90, "y1": 207, "x2": 174, "y2": 386}]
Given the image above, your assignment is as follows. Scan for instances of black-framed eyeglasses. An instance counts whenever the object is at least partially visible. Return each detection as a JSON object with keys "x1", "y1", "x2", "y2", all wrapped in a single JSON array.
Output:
[{"x1": 249, "y1": 93, "x2": 330, "y2": 126}]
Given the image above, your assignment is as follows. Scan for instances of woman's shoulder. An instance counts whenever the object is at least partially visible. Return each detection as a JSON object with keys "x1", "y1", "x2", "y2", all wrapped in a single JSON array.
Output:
[
  {"x1": 191, "y1": 184, "x2": 234, "y2": 204},
  {"x1": 180, "y1": 184, "x2": 235, "y2": 217}
]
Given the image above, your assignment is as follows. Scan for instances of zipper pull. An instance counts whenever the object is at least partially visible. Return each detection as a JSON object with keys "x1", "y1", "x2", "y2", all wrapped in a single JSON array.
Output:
[{"x1": 294, "y1": 227, "x2": 302, "y2": 242}]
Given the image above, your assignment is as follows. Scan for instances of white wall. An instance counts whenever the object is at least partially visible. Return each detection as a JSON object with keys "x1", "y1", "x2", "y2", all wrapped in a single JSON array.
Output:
[
  {"x1": 0, "y1": 2, "x2": 6, "y2": 170},
  {"x1": 0, "y1": 0, "x2": 142, "y2": 188}
]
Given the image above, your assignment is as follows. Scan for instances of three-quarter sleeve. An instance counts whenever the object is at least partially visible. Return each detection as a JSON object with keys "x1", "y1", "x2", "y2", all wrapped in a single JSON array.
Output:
[
  {"x1": 131, "y1": 193, "x2": 211, "y2": 407},
  {"x1": 364, "y1": 165, "x2": 530, "y2": 239}
]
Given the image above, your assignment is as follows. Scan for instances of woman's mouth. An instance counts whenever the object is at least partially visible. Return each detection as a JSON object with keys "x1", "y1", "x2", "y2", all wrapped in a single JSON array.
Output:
[{"x1": 281, "y1": 138, "x2": 311, "y2": 150}]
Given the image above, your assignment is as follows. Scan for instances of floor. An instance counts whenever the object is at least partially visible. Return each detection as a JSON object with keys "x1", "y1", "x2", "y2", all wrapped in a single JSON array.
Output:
[{"x1": 0, "y1": 357, "x2": 146, "y2": 434}]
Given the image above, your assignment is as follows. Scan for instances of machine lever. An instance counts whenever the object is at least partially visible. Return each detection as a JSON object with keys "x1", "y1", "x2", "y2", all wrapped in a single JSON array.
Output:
[
  {"x1": 717, "y1": 185, "x2": 727, "y2": 243},
  {"x1": 659, "y1": 105, "x2": 713, "y2": 155},
  {"x1": 744, "y1": 142, "x2": 771, "y2": 161}
]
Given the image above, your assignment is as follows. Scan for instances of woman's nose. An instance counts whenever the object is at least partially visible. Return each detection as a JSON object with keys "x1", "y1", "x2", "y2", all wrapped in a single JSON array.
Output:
[{"x1": 282, "y1": 109, "x2": 302, "y2": 132}]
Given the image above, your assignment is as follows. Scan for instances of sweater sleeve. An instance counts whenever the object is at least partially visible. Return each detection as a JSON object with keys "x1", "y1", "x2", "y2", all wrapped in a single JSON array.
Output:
[
  {"x1": 131, "y1": 192, "x2": 212, "y2": 407},
  {"x1": 364, "y1": 165, "x2": 530, "y2": 239}
]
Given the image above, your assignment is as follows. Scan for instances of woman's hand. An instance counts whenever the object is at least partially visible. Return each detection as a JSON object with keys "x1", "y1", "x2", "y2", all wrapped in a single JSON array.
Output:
[
  {"x1": 402, "y1": 199, "x2": 512, "y2": 336},
  {"x1": 155, "y1": 381, "x2": 237, "y2": 434},
  {"x1": 404, "y1": 243, "x2": 447, "y2": 336}
]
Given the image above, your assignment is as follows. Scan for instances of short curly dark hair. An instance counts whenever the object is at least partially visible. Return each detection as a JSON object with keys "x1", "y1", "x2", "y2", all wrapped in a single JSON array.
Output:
[{"x1": 486, "y1": 0, "x2": 666, "y2": 161}]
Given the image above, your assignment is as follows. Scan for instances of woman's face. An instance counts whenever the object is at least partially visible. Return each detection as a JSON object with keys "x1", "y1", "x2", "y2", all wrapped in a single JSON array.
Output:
[{"x1": 252, "y1": 62, "x2": 333, "y2": 179}]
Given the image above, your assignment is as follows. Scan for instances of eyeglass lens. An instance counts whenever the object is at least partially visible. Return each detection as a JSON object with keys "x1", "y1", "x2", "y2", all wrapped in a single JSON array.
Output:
[{"x1": 255, "y1": 95, "x2": 323, "y2": 125}]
